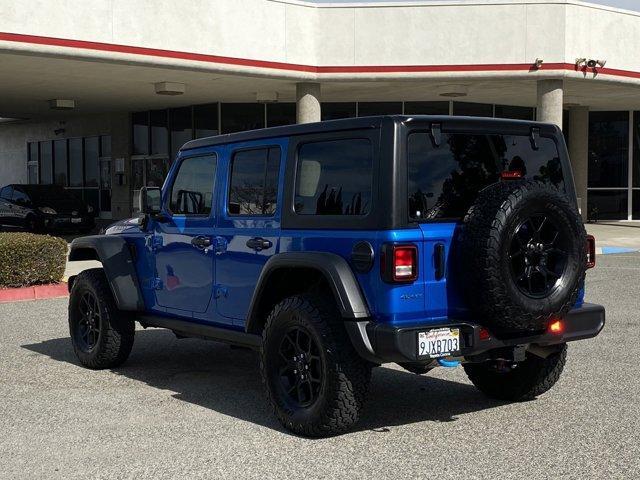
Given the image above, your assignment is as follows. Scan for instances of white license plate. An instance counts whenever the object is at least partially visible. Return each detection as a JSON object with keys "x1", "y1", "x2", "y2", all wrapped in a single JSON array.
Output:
[
  {"x1": 418, "y1": 328, "x2": 460, "y2": 358},
  {"x1": 71, "y1": 218, "x2": 81, "y2": 223}
]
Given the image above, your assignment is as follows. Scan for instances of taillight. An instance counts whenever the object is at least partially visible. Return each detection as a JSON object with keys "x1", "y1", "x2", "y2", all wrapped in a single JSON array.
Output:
[
  {"x1": 586, "y1": 235, "x2": 596, "y2": 269},
  {"x1": 548, "y1": 319, "x2": 564, "y2": 334},
  {"x1": 381, "y1": 244, "x2": 418, "y2": 283}
]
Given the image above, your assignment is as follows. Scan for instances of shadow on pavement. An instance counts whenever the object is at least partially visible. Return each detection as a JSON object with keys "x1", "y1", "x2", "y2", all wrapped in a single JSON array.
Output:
[{"x1": 22, "y1": 329, "x2": 505, "y2": 436}]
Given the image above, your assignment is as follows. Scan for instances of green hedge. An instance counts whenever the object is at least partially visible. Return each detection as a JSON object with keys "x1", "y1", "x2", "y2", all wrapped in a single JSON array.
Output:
[{"x1": 0, "y1": 233, "x2": 67, "y2": 288}]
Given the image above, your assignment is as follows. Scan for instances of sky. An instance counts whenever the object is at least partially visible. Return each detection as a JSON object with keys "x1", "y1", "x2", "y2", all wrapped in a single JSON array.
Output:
[{"x1": 310, "y1": 0, "x2": 640, "y2": 13}]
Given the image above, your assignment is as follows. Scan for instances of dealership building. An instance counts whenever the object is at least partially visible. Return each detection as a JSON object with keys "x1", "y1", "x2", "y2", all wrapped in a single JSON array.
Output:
[{"x1": 1, "y1": 0, "x2": 640, "y2": 221}]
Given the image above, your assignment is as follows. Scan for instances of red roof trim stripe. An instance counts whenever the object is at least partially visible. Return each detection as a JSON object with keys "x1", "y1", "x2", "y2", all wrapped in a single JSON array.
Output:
[{"x1": 1, "y1": 32, "x2": 639, "y2": 79}]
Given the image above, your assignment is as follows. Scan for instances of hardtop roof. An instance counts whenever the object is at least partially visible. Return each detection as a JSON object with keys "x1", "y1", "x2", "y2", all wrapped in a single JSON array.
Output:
[{"x1": 180, "y1": 115, "x2": 558, "y2": 152}]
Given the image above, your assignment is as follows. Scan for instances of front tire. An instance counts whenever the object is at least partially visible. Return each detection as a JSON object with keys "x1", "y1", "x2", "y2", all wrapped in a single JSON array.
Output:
[
  {"x1": 464, "y1": 344, "x2": 567, "y2": 401},
  {"x1": 69, "y1": 268, "x2": 135, "y2": 369},
  {"x1": 260, "y1": 295, "x2": 372, "y2": 437}
]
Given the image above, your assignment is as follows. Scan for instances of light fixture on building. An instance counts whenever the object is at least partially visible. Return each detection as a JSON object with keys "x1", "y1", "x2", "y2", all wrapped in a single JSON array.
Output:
[
  {"x1": 437, "y1": 85, "x2": 468, "y2": 98},
  {"x1": 533, "y1": 58, "x2": 544, "y2": 70},
  {"x1": 48, "y1": 99, "x2": 76, "y2": 110},
  {"x1": 575, "y1": 58, "x2": 587, "y2": 68},
  {"x1": 256, "y1": 91, "x2": 279, "y2": 103},
  {"x1": 154, "y1": 82, "x2": 186, "y2": 96},
  {"x1": 587, "y1": 59, "x2": 606, "y2": 68}
]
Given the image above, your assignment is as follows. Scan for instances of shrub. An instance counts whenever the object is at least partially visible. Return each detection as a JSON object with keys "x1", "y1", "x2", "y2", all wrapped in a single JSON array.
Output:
[{"x1": 0, "y1": 232, "x2": 67, "y2": 288}]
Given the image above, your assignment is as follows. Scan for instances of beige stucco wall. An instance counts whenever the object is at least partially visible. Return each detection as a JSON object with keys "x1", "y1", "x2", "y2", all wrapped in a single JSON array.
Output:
[{"x1": 0, "y1": 1, "x2": 639, "y2": 82}]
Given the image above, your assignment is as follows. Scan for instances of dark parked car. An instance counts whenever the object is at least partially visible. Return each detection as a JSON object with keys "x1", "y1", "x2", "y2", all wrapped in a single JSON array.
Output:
[{"x1": 0, "y1": 184, "x2": 95, "y2": 233}]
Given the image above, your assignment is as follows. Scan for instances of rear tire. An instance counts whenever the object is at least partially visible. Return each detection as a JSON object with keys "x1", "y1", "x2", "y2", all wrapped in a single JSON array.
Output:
[
  {"x1": 260, "y1": 294, "x2": 372, "y2": 437},
  {"x1": 69, "y1": 268, "x2": 135, "y2": 369},
  {"x1": 463, "y1": 344, "x2": 567, "y2": 401}
]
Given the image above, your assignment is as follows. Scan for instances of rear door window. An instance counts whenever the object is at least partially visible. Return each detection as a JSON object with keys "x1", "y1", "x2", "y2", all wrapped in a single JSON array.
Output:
[
  {"x1": 0, "y1": 186, "x2": 12, "y2": 200},
  {"x1": 228, "y1": 147, "x2": 281, "y2": 216},
  {"x1": 295, "y1": 138, "x2": 372, "y2": 216},
  {"x1": 408, "y1": 132, "x2": 564, "y2": 221}
]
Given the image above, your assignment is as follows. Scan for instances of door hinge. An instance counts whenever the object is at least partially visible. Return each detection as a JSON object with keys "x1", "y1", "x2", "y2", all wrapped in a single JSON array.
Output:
[{"x1": 214, "y1": 285, "x2": 228, "y2": 299}]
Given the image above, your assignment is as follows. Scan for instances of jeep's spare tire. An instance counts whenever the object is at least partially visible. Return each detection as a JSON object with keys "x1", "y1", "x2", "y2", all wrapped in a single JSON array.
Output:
[{"x1": 460, "y1": 180, "x2": 586, "y2": 333}]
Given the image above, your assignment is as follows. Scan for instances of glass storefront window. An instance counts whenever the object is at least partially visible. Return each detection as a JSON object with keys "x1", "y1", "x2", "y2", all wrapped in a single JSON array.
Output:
[
  {"x1": 358, "y1": 102, "x2": 402, "y2": 117},
  {"x1": 588, "y1": 111, "x2": 628, "y2": 188},
  {"x1": 100, "y1": 135, "x2": 111, "y2": 157},
  {"x1": 632, "y1": 112, "x2": 640, "y2": 188},
  {"x1": 194, "y1": 103, "x2": 219, "y2": 139},
  {"x1": 146, "y1": 157, "x2": 167, "y2": 188},
  {"x1": 170, "y1": 107, "x2": 193, "y2": 161},
  {"x1": 322, "y1": 103, "x2": 356, "y2": 121},
  {"x1": 69, "y1": 138, "x2": 83, "y2": 187},
  {"x1": 84, "y1": 136, "x2": 100, "y2": 187},
  {"x1": 267, "y1": 103, "x2": 296, "y2": 127},
  {"x1": 29, "y1": 142, "x2": 38, "y2": 164},
  {"x1": 633, "y1": 190, "x2": 640, "y2": 219},
  {"x1": 39, "y1": 141, "x2": 53, "y2": 184},
  {"x1": 404, "y1": 102, "x2": 450, "y2": 115},
  {"x1": 150, "y1": 110, "x2": 169, "y2": 156},
  {"x1": 132, "y1": 111, "x2": 149, "y2": 156},
  {"x1": 453, "y1": 102, "x2": 494, "y2": 117},
  {"x1": 587, "y1": 190, "x2": 628, "y2": 221},
  {"x1": 27, "y1": 163, "x2": 38, "y2": 184},
  {"x1": 495, "y1": 105, "x2": 534, "y2": 120},
  {"x1": 221, "y1": 103, "x2": 265, "y2": 134},
  {"x1": 54, "y1": 139, "x2": 68, "y2": 186}
]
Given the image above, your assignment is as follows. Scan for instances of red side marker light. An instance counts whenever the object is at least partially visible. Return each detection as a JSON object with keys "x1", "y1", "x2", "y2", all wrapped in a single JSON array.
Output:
[
  {"x1": 549, "y1": 320, "x2": 564, "y2": 334},
  {"x1": 586, "y1": 235, "x2": 596, "y2": 269},
  {"x1": 479, "y1": 328, "x2": 491, "y2": 341}
]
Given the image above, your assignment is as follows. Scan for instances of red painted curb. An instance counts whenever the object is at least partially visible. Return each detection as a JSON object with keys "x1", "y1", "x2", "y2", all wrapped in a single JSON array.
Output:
[{"x1": 0, "y1": 283, "x2": 68, "y2": 303}]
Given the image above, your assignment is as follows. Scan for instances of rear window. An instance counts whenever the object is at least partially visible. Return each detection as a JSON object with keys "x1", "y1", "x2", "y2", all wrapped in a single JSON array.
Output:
[
  {"x1": 295, "y1": 138, "x2": 372, "y2": 216},
  {"x1": 407, "y1": 132, "x2": 565, "y2": 221}
]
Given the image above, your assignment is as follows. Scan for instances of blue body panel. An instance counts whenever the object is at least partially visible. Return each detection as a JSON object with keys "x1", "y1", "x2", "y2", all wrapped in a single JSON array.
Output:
[{"x1": 111, "y1": 131, "x2": 585, "y2": 332}]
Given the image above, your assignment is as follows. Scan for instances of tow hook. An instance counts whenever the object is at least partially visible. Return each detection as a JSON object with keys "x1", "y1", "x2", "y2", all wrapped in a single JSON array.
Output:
[{"x1": 437, "y1": 358, "x2": 461, "y2": 368}]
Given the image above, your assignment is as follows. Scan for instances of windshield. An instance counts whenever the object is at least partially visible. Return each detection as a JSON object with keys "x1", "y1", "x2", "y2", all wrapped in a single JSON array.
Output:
[{"x1": 407, "y1": 132, "x2": 565, "y2": 221}]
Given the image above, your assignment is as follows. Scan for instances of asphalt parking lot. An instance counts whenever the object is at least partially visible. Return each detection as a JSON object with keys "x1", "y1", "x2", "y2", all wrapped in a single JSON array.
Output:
[{"x1": 1, "y1": 254, "x2": 639, "y2": 480}]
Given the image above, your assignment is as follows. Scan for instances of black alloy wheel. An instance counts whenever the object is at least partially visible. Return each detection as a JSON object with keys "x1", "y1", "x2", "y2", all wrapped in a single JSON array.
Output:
[
  {"x1": 276, "y1": 326, "x2": 323, "y2": 408},
  {"x1": 509, "y1": 214, "x2": 569, "y2": 299},
  {"x1": 75, "y1": 291, "x2": 102, "y2": 352}
]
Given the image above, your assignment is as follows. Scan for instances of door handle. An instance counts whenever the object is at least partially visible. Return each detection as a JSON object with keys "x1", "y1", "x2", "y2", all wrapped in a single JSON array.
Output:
[
  {"x1": 191, "y1": 236, "x2": 212, "y2": 249},
  {"x1": 246, "y1": 237, "x2": 273, "y2": 252}
]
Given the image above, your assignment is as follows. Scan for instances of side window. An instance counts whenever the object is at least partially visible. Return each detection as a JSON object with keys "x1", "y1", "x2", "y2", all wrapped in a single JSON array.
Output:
[
  {"x1": 0, "y1": 186, "x2": 12, "y2": 200},
  {"x1": 12, "y1": 188, "x2": 30, "y2": 205},
  {"x1": 228, "y1": 147, "x2": 281, "y2": 216},
  {"x1": 169, "y1": 154, "x2": 217, "y2": 215},
  {"x1": 295, "y1": 138, "x2": 373, "y2": 216}
]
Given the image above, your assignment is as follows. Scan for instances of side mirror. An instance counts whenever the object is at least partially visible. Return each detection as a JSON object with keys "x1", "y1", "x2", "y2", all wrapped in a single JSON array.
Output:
[{"x1": 139, "y1": 186, "x2": 162, "y2": 215}]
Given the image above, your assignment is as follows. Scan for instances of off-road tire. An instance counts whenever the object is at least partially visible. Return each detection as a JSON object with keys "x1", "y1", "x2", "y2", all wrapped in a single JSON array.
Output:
[
  {"x1": 464, "y1": 344, "x2": 567, "y2": 401},
  {"x1": 460, "y1": 180, "x2": 586, "y2": 333},
  {"x1": 69, "y1": 268, "x2": 135, "y2": 369},
  {"x1": 260, "y1": 294, "x2": 372, "y2": 437}
]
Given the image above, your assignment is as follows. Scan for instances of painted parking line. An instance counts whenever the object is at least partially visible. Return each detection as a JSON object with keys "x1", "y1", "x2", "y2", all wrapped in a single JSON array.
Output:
[{"x1": 596, "y1": 246, "x2": 639, "y2": 255}]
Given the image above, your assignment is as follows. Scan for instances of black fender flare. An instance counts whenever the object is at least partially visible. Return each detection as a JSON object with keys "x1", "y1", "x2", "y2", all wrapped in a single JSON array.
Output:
[
  {"x1": 68, "y1": 235, "x2": 144, "y2": 311},
  {"x1": 245, "y1": 252, "x2": 371, "y2": 333}
]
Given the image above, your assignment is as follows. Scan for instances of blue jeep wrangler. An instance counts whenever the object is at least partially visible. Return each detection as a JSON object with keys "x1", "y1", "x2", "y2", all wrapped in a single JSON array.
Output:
[{"x1": 67, "y1": 116, "x2": 604, "y2": 436}]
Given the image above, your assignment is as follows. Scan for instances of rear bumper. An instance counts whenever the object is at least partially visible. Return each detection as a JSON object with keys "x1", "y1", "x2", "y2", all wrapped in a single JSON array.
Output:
[{"x1": 345, "y1": 303, "x2": 605, "y2": 364}]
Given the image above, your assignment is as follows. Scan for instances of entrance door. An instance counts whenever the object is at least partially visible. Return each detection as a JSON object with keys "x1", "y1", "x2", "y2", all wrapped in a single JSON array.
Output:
[{"x1": 152, "y1": 153, "x2": 219, "y2": 315}]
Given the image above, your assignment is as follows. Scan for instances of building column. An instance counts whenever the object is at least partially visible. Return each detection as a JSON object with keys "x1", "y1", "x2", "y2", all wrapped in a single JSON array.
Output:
[
  {"x1": 296, "y1": 82, "x2": 321, "y2": 124},
  {"x1": 568, "y1": 106, "x2": 589, "y2": 221},
  {"x1": 536, "y1": 79, "x2": 564, "y2": 128}
]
